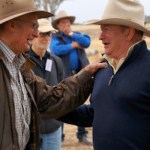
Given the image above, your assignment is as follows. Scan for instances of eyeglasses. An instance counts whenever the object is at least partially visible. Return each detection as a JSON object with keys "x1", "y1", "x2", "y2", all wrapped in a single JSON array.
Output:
[
  {"x1": 39, "y1": 31, "x2": 54, "y2": 37},
  {"x1": 15, "y1": 19, "x2": 39, "y2": 31}
]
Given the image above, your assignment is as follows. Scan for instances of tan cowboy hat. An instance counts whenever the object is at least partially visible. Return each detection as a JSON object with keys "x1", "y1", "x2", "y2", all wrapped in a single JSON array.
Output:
[
  {"x1": 52, "y1": 10, "x2": 75, "y2": 29},
  {"x1": 0, "y1": 0, "x2": 53, "y2": 24},
  {"x1": 38, "y1": 19, "x2": 54, "y2": 33},
  {"x1": 87, "y1": 0, "x2": 150, "y2": 37}
]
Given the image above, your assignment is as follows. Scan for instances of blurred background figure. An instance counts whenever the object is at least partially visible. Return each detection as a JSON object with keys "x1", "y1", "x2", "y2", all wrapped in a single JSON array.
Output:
[
  {"x1": 50, "y1": 10, "x2": 92, "y2": 145},
  {"x1": 25, "y1": 18, "x2": 64, "y2": 150}
]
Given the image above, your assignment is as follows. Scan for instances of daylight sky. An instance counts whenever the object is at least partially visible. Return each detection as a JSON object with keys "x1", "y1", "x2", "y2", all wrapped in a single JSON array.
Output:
[{"x1": 57, "y1": 0, "x2": 150, "y2": 23}]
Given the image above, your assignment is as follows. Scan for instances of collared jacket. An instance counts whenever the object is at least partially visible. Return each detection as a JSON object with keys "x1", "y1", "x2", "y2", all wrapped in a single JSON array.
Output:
[{"x1": 0, "y1": 52, "x2": 93, "y2": 150}]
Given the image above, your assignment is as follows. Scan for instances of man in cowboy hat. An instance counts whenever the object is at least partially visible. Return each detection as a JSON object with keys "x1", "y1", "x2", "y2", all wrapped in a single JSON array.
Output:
[
  {"x1": 0, "y1": 0, "x2": 107, "y2": 149},
  {"x1": 50, "y1": 10, "x2": 92, "y2": 145},
  {"x1": 59, "y1": 0, "x2": 150, "y2": 150},
  {"x1": 25, "y1": 18, "x2": 64, "y2": 150},
  {"x1": 50, "y1": 10, "x2": 90, "y2": 79}
]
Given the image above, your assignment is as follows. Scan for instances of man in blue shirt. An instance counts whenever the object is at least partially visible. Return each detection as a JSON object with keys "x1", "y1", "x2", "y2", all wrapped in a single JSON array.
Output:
[{"x1": 50, "y1": 10, "x2": 92, "y2": 145}]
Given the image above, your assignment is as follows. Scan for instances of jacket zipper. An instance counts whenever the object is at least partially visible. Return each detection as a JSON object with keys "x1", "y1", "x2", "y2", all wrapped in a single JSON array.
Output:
[{"x1": 108, "y1": 74, "x2": 114, "y2": 86}]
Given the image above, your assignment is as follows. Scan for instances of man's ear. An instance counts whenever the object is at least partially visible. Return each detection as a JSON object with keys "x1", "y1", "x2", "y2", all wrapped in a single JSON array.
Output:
[
  {"x1": 127, "y1": 28, "x2": 136, "y2": 41},
  {"x1": 6, "y1": 20, "x2": 17, "y2": 32}
]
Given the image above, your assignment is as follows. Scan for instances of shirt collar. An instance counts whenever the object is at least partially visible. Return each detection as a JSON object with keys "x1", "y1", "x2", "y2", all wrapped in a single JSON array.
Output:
[
  {"x1": 0, "y1": 40, "x2": 16, "y2": 63},
  {"x1": 103, "y1": 40, "x2": 142, "y2": 73},
  {"x1": 0, "y1": 40, "x2": 35, "y2": 71}
]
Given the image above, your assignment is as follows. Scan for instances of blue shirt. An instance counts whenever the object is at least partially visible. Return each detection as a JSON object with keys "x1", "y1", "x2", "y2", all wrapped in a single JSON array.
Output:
[{"x1": 50, "y1": 31, "x2": 90, "y2": 74}]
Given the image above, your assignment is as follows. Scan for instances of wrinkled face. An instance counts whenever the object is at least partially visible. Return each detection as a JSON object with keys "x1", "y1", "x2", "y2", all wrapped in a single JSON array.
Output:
[
  {"x1": 100, "y1": 24, "x2": 129, "y2": 59},
  {"x1": 57, "y1": 18, "x2": 71, "y2": 33},
  {"x1": 32, "y1": 31, "x2": 52, "y2": 50},
  {"x1": 10, "y1": 13, "x2": 39, "y2": 55}
]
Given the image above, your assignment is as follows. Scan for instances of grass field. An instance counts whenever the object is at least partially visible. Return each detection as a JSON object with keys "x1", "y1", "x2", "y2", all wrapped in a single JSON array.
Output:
[{"x1": 61, "y1": 24, "x2": 150, "y2": 150}]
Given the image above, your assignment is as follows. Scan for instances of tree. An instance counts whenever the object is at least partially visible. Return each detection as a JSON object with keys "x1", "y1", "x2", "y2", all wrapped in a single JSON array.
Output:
[
  {"x1": 35, "y1": 0, "x2": 71, "y2": 14},
  {"x1": 145, "y1": 15, "x2": 150, "y2": 24}
]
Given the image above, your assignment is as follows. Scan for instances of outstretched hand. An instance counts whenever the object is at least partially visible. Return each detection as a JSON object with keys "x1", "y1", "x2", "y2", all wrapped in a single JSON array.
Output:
[{"x1": 84, "y1": 58, "x2": 107, "y2": 75}]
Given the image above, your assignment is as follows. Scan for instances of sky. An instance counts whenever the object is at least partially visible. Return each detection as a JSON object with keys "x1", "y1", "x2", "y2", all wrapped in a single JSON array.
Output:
[{"x1": 57, "y1": 0, "x2": 150, "y2": 23}]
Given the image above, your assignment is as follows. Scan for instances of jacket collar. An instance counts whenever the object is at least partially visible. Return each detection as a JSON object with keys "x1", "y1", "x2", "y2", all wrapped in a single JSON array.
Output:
[
  {"x1": 21, "y1": 53, "x2": 35, "y2": 72},
  {"x1": 0, "y1": 52, "x2": 35, "y2": 72}
]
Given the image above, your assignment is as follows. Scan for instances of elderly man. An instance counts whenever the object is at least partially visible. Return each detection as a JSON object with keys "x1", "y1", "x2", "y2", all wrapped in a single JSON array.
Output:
[
  {"x1": 0, "y1": 0, "x2": 107, "y2": 150},
  {"x1": 25, "y1": 19, "x2": 64, "y2": 150},
  {"x1": 60, "y1": 0, "x2": 150, "y2": 150}
]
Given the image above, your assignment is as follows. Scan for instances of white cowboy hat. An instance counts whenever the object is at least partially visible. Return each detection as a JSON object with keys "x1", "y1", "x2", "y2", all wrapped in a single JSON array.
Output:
[
  {"x1": 87, "y1": 0, "x2": 150, "y2": 37},
  {"x1": 0, "y1": 0, "x2": 53, "y2": 24},
  {"x1": 38, "y1": 19, "x2": 54, "y2": 33},
  {"x1": 52, "y1": 10, "x2": 75, "y2": 29}
]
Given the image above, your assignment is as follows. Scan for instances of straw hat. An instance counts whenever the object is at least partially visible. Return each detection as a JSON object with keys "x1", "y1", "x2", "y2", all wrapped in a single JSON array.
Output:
[
  {"x1": 88, "y1": 0, "x2": 150, "y2": 37},
  {"x1": 52, "y1": 10, "x2": 75, "y2": 29},
  {"x1": 38, "y1": 19, "x2": 54, "y2": 33},
  {"x1": 0, "y1": 0, "x2": 53, "y2": 24}
]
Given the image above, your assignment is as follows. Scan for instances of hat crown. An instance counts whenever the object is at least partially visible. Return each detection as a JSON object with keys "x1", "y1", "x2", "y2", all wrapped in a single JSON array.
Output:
[
  {"x1": 38, "y1": 18, "x2": 54, "y2": 32},
  {"x1": 0, "y1": 0, "x2": 53, "y2": 24},
  {"x1": 52, "y1": 10, "x2": 75, "y2": 29},
  {"x1": 54, "y1": 10, "x2": 73, "y2": 21},
  {"x1": 38, "y1": 19, "x2": 51, "y2": 26},
  {"x1": 102, "y1": 0, "x2": 145, "y2": 26},
  {"x1": 0, "y1": 0, "x2": 35, "y2": 20},
  {"x1": 88, "y1": 0, "x2": 150, "y2": 37}
]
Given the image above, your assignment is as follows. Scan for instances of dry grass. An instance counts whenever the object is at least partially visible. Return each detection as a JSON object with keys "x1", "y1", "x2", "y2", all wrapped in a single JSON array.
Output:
[
  {"x1": 61, "y1": 24, "x2": 150, "y2": 150},
  {"x1": 62, "y1": 125, "x2": 93, "y2": 150}
]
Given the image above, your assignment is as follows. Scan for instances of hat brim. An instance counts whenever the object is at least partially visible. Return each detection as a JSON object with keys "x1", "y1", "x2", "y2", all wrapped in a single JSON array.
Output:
[
  {"x1": 52, "y1": 16, "x2": 75, "y2": 29},
  {"x1": 87, "y1": 18, "x2": 150, "y2": 37},
  {"x1": 0, "y1": 9, "x2": 53, "y2": 24}
]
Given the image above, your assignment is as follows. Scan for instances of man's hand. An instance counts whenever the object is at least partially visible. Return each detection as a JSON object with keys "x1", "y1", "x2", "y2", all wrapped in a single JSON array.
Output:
[
  {"x1": 71, "y1": 41, "x2": 83, "y2": 49},
  {"x1": 84, "y1": 59, "x2": 107, "y2": 75}
]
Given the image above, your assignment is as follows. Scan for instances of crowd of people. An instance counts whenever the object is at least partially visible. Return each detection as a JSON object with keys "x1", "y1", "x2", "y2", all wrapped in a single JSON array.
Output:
[{"x1": 0, "y1": 0, "x2": 150, "y2": 150}]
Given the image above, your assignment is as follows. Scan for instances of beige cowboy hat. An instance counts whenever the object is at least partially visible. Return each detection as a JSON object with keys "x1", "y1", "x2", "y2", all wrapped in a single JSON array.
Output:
[
  {"x1": 38, "y1": 19, "x2": 54, "y2": 33},
  {"x1": 52, "y1": 10, "x2": 75, "y2": 29},
  {"x1": 87, "y1": 0, "x2": 150, "y2": 37},
  {"x1": 0, "y1": 0, "x2": 53, "y2": 24}
]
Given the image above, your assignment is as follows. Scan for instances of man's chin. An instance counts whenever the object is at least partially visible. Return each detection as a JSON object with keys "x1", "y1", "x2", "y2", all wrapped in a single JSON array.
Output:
[{"x1": 38, "y1": 44, "x2": 49, "y2": 50}]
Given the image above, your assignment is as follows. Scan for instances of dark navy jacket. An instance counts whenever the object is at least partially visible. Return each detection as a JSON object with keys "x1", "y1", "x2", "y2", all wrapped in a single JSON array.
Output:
[
  {"x1": 25, "y1": 49, "x2": 64, "y2": 134},
  {"x1": 60, "y1": 40, "x2": 150, "y2": 150}
]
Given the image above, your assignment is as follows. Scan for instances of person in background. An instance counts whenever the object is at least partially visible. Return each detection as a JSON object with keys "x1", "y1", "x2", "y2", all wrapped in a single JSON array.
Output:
[
  {"x1": 25, "y1": 18, "x2": 63, "y2": 150},
  {"x1": 0, "y1": 0, "x2": 107, "y2": 149},
  {"x1": 59, "y1": 0, "x2": 150, "y2": 150},
  {"x1": 50, "y1": 10, "x2": 92, "y2": 145}
]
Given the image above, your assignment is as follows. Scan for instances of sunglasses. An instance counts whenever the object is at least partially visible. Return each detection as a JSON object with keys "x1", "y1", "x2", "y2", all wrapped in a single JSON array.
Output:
[{"x1": 39, "y1": 32, "x2": 54, "y2": 37}]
